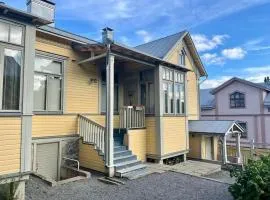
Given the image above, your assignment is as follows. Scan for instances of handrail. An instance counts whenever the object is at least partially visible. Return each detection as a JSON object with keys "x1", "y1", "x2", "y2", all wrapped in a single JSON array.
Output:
[
  {"x1": 62, "y1": 157, "x2": 80, "y2": 171},
  {"x1": 120, "y1": 106, "x2": 145, "y2": 129},
  {"x1": 78, "y1": 114, "x2": 105, "y2": 154}
]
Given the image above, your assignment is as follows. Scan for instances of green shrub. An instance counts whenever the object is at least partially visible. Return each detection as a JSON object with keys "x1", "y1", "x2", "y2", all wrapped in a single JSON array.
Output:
[{"x1": 229, "y1": 154, "x2": 270, "y2": 200}]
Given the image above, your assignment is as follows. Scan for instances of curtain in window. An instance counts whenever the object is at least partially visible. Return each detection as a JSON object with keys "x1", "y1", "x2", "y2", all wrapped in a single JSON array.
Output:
[{"x1": 2, "y1": 49, "x2": 21, "y2": 110}]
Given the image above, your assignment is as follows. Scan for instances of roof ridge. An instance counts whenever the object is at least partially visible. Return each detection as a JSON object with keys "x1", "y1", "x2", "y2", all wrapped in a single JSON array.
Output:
[{"x1": 134, "y1": 30, "x2": 187, "y2": 48}]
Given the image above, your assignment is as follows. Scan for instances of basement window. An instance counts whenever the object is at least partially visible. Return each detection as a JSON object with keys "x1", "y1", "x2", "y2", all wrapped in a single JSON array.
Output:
[{"x1": 34, "y1": 55, "x2": 64, "y2": 113}]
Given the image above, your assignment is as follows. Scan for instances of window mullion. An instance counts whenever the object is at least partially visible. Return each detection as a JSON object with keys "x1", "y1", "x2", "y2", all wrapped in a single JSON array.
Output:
[
  {"x1": 173, "y1": 70, "x2": 176, "y2": 115},
  {"x1": 45, "y1": 75, "x2": 49, "y2": 111}
]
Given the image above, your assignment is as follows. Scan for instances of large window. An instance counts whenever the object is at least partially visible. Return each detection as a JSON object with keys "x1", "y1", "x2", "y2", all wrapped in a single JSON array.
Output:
[
  {"x1": 179, "y1": 49, "x2": 186, "y2": 66},
  {"x1": 101, "y1": 71, "x2": 119, "y2": 113},
  {"x1": 163, "y1": 67, "x2": 185, "y2": 115},
  {"x1": 230, "y1": 92, "x2": 245, "y2": 108},
  {"x1": 140, "y1": 70, "x2": 155, "y2": 114},
  {"x1": 0, "y1": 48, "x2": 22, "y2": 111},
  {"x1": 0, "y1": 21, "x2": 23, "y2": 45},
  {"x1": 34, "y1": 55, "x2": 63, "y2": 112}
]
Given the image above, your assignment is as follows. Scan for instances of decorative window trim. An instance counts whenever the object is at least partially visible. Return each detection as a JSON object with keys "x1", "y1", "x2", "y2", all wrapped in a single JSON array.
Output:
[
  {"x1": 237, "y1": 121, "x2": 248, "y2": 139},
  {"x1": 33, "y1": 52, "x2": 65, "y2": 114}
]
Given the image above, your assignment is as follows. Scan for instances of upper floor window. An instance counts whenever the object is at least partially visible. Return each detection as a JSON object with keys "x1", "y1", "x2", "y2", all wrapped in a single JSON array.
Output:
[
  {"x1": 163, "y1": 67, "x2": 185, "y2": 115},
  {"x1": 179, "y1": 49, "x2": 186, "y2": 66},
  {"x1": 230, "y1": 92, "x2": 245, "y2": 108},
  {"x1": 0, "y1": 48, "x2": 22, "y2": 111},
  {"x1": 0, "y1": 21, "x2": 23, "y2": 46},
  {"x1": 34, "y1": 55, "x2": 64, "y2": 112}
]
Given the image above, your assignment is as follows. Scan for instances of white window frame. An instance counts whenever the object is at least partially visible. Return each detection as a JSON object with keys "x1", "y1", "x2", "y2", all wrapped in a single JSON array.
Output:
[
  {"x1": 0, "y1": 42, "x2": 24, "y2": 113},
  {"x1": 162, "y1": 67, "x2": 185, "y2": 115},
  {"x1": 34, "y1": 53, "x2": 65, "y2": 114}
]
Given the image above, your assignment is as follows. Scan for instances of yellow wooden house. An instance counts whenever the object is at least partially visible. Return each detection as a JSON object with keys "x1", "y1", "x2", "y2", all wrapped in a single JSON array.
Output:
[{"x1": 0, "y1": 0, "x2": 245, "y2": 199}]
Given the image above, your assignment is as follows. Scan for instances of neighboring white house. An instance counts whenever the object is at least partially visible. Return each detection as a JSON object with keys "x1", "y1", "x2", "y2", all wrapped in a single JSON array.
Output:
[{"x1": 200, "y1": 77, "x2": 270, "y2": 147}]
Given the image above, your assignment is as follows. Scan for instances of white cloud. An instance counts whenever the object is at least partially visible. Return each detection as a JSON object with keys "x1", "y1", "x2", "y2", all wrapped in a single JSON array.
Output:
[
  {"x1": 192, "y1": 34, "x2": 229, "y2": 52},
  {"x1": 201, "y1": 53, "x2": 225, "y2": 65},
  {"x1": 136, "y1": 30, "x2": 153, "y2": 43},
  {"x1": 244, "y1": 38, "x2": 270, "y2": 51},
  {"x1": 221, "y1": 47, "x2": 247, "y2": 60},
  {"x1": 200, "y1": 76, "x2": 233, "y2": 89}
]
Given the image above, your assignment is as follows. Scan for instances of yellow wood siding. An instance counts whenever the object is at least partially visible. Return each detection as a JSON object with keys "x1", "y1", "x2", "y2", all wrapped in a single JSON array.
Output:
[
  {"x1": 79, "y1": 140, "x2": 106, "y2": 173},
  {"x1": 145, "y1": 117, "x2": 157, "y2": 155},
  {"x1": 32, "y1": 115, "x2": 77, "y2": 137},
  {"x1": 0, "y1": 118, "x2": 21, "y2": 176},
  {"x1": 163, "y1": 117, "x2": 187, "y2": 155},
  {"x1": 35, "y1": 35, "x2": 100, "y2": 114},
  {"x1": 125, "y1": 129, "x2": 147, "y2": 162}
]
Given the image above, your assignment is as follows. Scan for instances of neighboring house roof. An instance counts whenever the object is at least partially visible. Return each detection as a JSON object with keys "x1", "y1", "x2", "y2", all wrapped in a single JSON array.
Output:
[
  {"x1": 211, "y1": 77, "x2": 270, "y2": 94},
  {"x1": 200, "y1": 89, "x2": 215, "y2": 109},
  {"x1": 134, "y1": 31, "x2": 207, "y2": 77},
  {"x1": 189, "y1": 120, "x2": 244, "y2": 135},
  {"x1": 0, "y1": 3, "x2": 51, "y2": 26}
]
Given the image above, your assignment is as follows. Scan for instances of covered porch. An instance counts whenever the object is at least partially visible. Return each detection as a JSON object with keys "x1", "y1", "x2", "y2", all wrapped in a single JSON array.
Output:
[{"x1": 188, "y1": 120, "x2": 245, "y2": 165}]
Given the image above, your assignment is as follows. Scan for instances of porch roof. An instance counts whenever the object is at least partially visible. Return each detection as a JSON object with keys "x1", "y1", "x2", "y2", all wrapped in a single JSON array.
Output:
[
  {"x1": 188, "y1": 120, "x2": 244, "y2": 136},
  {"x1": 75, "y1": 42, "x2": 190, "y2": 71}
]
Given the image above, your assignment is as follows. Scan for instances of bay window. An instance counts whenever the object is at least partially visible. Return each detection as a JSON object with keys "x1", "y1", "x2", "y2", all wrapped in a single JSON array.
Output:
[
  {"x1": 34, "y1": 55, "x2": 63, "y2": 112},
  {"x1": 163, "y1": 67, "x2": 185, "y2": 115}
]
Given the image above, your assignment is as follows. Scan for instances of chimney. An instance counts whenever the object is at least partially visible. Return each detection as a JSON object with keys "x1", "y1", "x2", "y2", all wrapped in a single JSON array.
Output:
[
  {"x1": 26, "y1": 0, "x2": 56, "y2": 26},
  {"x1": 102, "y1": 27, "x2": 114, "y2": 44}
]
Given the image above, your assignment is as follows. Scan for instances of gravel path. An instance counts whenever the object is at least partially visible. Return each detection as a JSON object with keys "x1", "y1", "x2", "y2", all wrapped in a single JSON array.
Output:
[{"x1": 26, "y1": 172, "x2": 233, "y2": 200}]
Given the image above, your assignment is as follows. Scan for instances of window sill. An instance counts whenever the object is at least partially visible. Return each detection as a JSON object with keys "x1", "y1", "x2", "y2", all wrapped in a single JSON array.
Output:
[
  {"x1": 163, "y1": 114, "x2": 186, "y2": 117},
  {"x1": 0, "y1": 112, "x2": 22, "y2": 117},
  {"x1": 33, "y1": 111, "x2": 63, "y2": 115}
]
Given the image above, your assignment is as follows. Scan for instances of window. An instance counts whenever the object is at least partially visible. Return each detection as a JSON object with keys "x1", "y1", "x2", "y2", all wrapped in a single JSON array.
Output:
[
  {"x1": 238, "y1": 122, "x2": 248, "y2": 138},
  {"x1": 163, "y1": 67, "x2": 185, "y2": 115},
  {"x1": 0, "y1": 48, "x2": 22, "y2": 111},
  {"x1": 0, "y1": 21, "x2": 23, "y2": 45},
  {"x1": 179, "y1": 49, "x2": 186, "y2": 66},
  {"x1": 34, "y1": 55, "x2": 63, "y2": 112},
  {"x1": 140, "y1": 70, "x2": 155, "y2": 114},
  {"x1": 230, "y1": 92, "x2": 245, "y2": 108},
  {"x1": 268, "y1": 107, "x2": 270, "y2": 112},
  {"x1": 101, "y1": 71, "x2": 119, "y2": 113}
]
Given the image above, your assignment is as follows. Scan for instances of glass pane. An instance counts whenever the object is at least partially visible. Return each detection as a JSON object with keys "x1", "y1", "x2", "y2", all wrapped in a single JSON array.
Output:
[
  {"x1": 34, "y1": 74, "x2": 46, "y2": 110},
  {"x1": 35, "y1": 56, "x2": 62, "y2": 74},
  {"x1": 168, "y1": 83, "x2": 173, "y2": 113},
  {"x1": 180, "y1": 84, "x2": 185, "y2": 114},
  {"x1": 175, "y1": 84, "x2": 180, "y2": 114},
  {"x1": 0, "y1": 21, "x2": 9, "y2": 42},
  {"x1": 163, "y1": 83, "x2": 168, "y2": 113},
  {"x1": 10, "y1": 25, "x2": 23, "y2": 45},
  {"x1": 47, "y1": 76, "x2": 61, "y2": 111},
  {"x1": 2, "y1": 49, "x2": 22, "y2": 110}
]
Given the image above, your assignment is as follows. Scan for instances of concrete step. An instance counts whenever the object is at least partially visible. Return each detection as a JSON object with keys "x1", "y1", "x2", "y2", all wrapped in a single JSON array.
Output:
[
  {"x1": 114, "y1": 155, "x2": 137, "y2": 164},
  {"x1": 114, "y1": 150, "x2": 132, "y2": 158},
  {"x1": 114, "y1": 146, "x2": 127, "y2": 152},
  {"x1": 122, "y1": 168, "x2": 152, "y2": 180},
  {"x1": 115, "y1": 164, "x2": 147, "y2": 177},
  {"x1": 115, "y1": 160, "x2": 142, "y2": 171}
]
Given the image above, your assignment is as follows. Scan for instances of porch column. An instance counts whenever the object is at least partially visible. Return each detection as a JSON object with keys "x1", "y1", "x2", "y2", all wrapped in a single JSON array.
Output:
[
  {"x1": 223, "y1": 135, "x2": 228, "y2": 164},
  {"x1": 236, "y1": 132, "x2": 241, "y2": 164},
  {"x1": 105, "y1": 53, "x2": 115, "y2": 177}
]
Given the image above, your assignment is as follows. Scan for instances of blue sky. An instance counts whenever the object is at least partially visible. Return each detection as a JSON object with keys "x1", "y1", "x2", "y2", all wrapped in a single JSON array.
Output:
[{"x1": 8, "y1": 0, "x2": 270, "y2": 88}]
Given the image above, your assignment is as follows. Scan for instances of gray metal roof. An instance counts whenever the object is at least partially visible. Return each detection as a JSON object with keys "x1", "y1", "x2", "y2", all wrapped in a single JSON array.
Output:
[
  {"x1": 38, "y1": 25, "x2": 100, "y2": 45},
  {"x1": 189, "y1": 120, "x2": 243, "y2": 135},
  {"x1": 134, "y1": 31, "x2": 186, "y2": 59},
  {"x1": 200, "y1": 89, "x2": 215, "y2": 109}
]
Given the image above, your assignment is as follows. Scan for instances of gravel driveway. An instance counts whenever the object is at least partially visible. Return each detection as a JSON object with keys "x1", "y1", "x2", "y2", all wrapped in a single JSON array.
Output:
[{"x1": 26, "y1": 172, "x2": 233, "y2": 200}]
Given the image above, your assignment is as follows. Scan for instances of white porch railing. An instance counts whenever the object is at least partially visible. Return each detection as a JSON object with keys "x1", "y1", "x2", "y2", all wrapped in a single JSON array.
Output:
[
  {"x1": 120, "y1": 106, "x2": 145, "y2": 129},
  {"x1": 78, "y1": 115, "x2": 105, "y2": 154}
]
